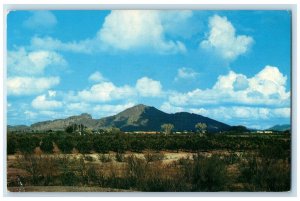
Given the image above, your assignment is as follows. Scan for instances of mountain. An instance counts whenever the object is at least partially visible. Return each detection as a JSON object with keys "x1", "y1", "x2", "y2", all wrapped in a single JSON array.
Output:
[
  {"x1": 31, "y1": 113, "x2": 98, "y2": 131},
  {"x1": 96, "y1": 104, "x2": 231, "y2": 132},
  {"x1": 267, "y1": 124, "x2": 290, "y2": 131},
  {"x1": 8, "y1": 104, "x2": 231, "y2": 132},
  {"x1": 7, "y1": 125, "x2": 30, "y2": 132}
]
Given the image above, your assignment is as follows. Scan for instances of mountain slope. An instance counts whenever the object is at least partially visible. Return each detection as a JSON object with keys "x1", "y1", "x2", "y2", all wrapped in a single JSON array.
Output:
[
  {"x1": 8, "y1": 104, "x2": 231, "y2": 132},
  {"x1": 96, "y1": 104, "x2": 231, "y2": 132},
  {"x1": 31, "y1": 113, "x2": 98, "y2": 131}
]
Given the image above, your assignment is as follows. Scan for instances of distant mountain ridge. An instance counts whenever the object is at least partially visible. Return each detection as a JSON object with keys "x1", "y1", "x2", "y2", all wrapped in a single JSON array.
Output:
[
  {"x1": 7, "y1": 125, "x2": 30, "y2": 132},
  {"x1": 8, "y1": 104, "x2": 231, "y2": 132},
  {"x1": 267, "y1": 124, "x2": 290, "y2": 131},
  {"x1": 30, "y1": 113, "x2": 98, "y2": 131}
]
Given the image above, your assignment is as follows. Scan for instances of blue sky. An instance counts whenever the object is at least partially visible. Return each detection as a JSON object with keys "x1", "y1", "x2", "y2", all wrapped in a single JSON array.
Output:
[{"x1": 7, "y1": 10, "x2": 291, "y2": 129}]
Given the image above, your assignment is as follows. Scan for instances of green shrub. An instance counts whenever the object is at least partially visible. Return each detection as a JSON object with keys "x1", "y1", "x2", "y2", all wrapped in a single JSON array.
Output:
[
  {"x1": 126, "y1": 155, "x2": 147, "y2": 187},
  {"x1": 40, "y1": 137, "x2": 54, "y2": 153},
  {"x1": 17, "y1": 136, "x2": 39, "y2": 154},
  {"x1": 84, "y1": 155, "x2": 95, "y2": 162},
  {"x1": 240, "y1": 155, "x2": 290, "y2": 191},
  {"x1": 115, "y1": 152, "x2": 125, "y2": 162},
  {"x1": 144, "y1": 152, "x2": 165, "y2": 163},
  {"x1": 7, "y1": 137, "x2": 17, "y2": 154},
  {"x1": 98, "y1": 154, "x2": 112, "y2": 163},
  {"x1": 55, "y1": 137, "x2": 74, "y2": 153},
  {"x1": 181, "y1": 154, "x2": 228, "y2": 191},
  {"x1": 61, "y1": 171, "x2": 77, "y2": 186},
  {"x1": 76, "y1": 140, "x2": 93, "y2": 154},
  {"x1": 221, "y1": 153, "x2": 240, "y2": 165}
]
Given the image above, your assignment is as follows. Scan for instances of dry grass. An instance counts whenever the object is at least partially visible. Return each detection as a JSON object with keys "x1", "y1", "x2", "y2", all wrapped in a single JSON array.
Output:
[{"x1": 6, "y1": 150, "x2": 290, "y2": 192}]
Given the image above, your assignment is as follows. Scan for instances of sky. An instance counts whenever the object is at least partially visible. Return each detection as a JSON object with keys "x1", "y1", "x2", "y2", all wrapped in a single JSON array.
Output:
[{"x1": 6, "y1": 10, "x2": 291, "y2": 129}]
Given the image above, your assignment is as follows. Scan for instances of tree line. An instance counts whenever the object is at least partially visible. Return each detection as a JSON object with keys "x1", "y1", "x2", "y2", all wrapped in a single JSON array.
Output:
[{"x1": 7, "y1": 131, "x2": 290, "y2": 158}]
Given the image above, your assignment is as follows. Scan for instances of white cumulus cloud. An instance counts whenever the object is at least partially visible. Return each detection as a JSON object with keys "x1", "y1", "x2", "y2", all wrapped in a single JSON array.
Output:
[
  {"x1": 93, "y1": 102, "x2": 136, "y2": 117},
  {"x1": 98, "y1": 10, "x2": 186, "y2": 54},
  {"x1": 76, "y1": 76, "x2": 163, "y2": 103},
  {"x1": 201, "y1": 15, "x2": 253, "y2": 60},
  {"x1": 28, "y1": 11, "x2": 192, "y2": 54},
  {"x1": 32, "y1": 93, "x2": 62, "y2": 110},
  {"x1": 78, "y1": 82, "x2": 136, "y2": 102},
  {"x1": 8, "y1": 47, "x2": 66, "y2": 76},
  {"x1": 160, "y1": 102, "x2": 184, "y2": 113},
  {"x1": 7, "y1": 77, "x2": 60, "y2": 96},
  {"x1": 136, "y1": 77, "x2": 162, "y2": 97},
  {"x1": 169, "y1": 65, "x2": 290, "y2": 107}
]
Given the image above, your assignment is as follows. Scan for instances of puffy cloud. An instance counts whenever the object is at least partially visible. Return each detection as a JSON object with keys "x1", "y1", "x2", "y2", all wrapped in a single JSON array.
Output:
[
  {"x1": 93, "y1": 102, "x2": 136, "y2": 117},
  {"x1": 7, "y1": 46, "x2": 66, "y2": 96},
  {"x1": 160, "y1": 102, "x2": 184, "y2": 113},
  {"x1": 78, "y1": 82, "x2": 136, "y2": 102},
  {"x1": 32, "y1": 93, "x2": 62, "y2": 110},
  {"x1": 98, "y1": 10, "x2": 187, "y2": 54},
  {"x1": 8, "y1": 48, "x2": 66, "y2": 76},
  {"x1": 23, "y1": 11, "x2": 57, "y2": 29},
  {"x1": 248, "y1": 65, "x2": 287, "y2": 96},
  {"x1": 169, "y1": 65, "x2": 290, "y2": 107},
  {"x1": 61, "y1": 101, "x2": 136, "y2": 119},
  {"x1": 136, "y1": 77, "x2": 162, "y2": 97},
  {"x1": 233, "y1": 75, "x2": 249, "y2": 91},
  {"x1": 7, "y1": 77, "x2": 60, "y2": 96},
  {"x1": 201, "y1": 15, "x2": 253, "y2": 60},
  {"x1": 175, "y1": 67, "x2": 199, "y2": 80},
  {"x1": 28, "y1": 11, "x2": 192, "y2": 54},
  {"x1": 75, "y1": 76, "x2": 163, "y2": 103},
  {"x1": 88, "y1": 71, "x2": 106, "y2": 82}
]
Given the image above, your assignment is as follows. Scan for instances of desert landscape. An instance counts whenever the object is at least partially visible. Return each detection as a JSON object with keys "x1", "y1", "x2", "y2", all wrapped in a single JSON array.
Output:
[
  {"x1": 7, "y1": 10, "x2": 292, "y2": 192},
  {"x1": 7, "y1": 106, "x2": 291, "y2": 192}
]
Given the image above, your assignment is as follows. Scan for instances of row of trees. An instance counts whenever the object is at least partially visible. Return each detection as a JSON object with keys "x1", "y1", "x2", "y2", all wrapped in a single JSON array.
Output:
[{"x1": 7, "y1": 132, "x2": 290, "y2": 157}]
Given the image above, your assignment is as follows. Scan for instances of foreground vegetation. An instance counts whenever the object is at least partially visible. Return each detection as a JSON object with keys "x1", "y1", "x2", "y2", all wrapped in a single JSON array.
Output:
[{"x1": 7, "y1": 131, "x2": 291, "y2": 192}]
